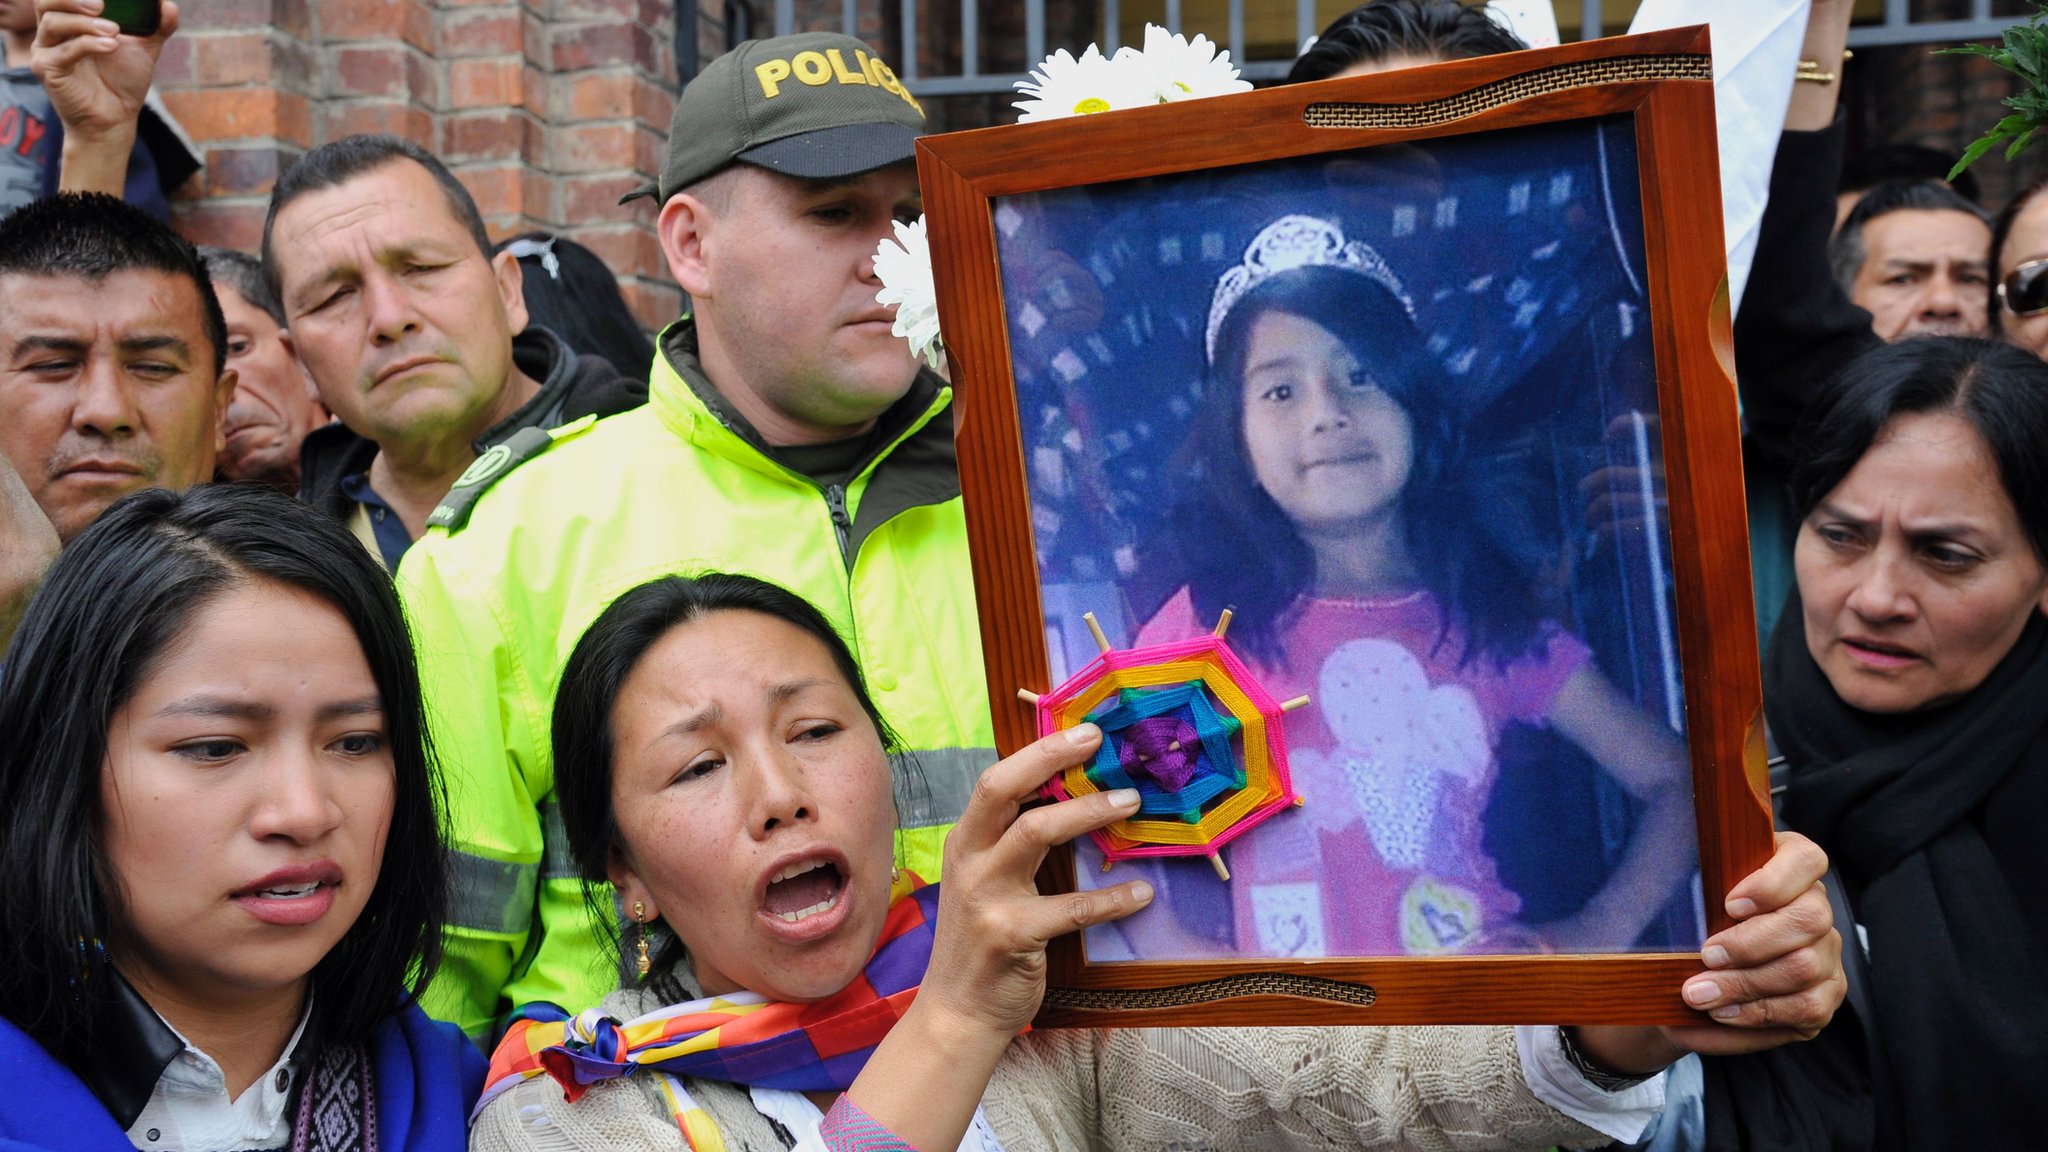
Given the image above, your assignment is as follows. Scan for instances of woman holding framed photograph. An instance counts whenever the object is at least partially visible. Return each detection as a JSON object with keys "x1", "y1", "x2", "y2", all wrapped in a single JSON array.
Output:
[
  {"x1": 469, "y1": 570, "x2": 1841, "y2": 1152},
  {"x1": 1132, "y1": 214, "x2": 1696, "y2": 960},
  {"x1": 1713, "y1": 335, "x2": 2048, "y2": 1149},
  {"x1": 0, "y1": 486, "x2": 482, "y2": 1151}
]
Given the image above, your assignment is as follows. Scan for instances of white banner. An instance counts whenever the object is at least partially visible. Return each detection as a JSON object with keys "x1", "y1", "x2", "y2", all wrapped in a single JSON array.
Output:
[{"x1": 1630, "y1": 0, "x2": 1812, "y2": 316}]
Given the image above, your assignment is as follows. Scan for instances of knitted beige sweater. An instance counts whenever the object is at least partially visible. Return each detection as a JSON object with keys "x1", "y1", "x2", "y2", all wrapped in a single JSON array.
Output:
[{"x1": 469, "y1": 969, "x2": 1610, "y2": 1152}]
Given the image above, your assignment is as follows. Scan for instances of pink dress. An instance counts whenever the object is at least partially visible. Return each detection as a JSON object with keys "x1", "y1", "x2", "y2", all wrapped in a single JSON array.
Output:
[{"x1": 1133, "y1": 588, "x2": 1590, "y2": 957}]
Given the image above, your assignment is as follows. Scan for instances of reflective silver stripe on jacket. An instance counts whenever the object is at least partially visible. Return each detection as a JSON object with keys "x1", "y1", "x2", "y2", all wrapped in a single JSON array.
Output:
[
  {"x1": 892, "y1": 746, "x2": 995, "y2": 829},
  {"x1": 540, "y1": 797, "x2": 580, "y2": 882},
  {"x1": 446, "y1": 850, "x2": 539, "y2": 935}
]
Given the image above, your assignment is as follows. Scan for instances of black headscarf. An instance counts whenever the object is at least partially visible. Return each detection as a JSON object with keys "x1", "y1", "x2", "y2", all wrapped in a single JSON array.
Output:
[{"x1": 1752, "y1": 583, "x2": 2048, "y2": 1150}]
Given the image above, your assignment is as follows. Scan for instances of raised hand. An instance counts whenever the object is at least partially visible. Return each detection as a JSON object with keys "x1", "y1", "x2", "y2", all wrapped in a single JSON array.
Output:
[
  {"x1": 32, "y1": 0, "x2": 178, "y2": 194},
  {"x1": 846, "y1": 724, "x2": 1152, "y2": 1150}
]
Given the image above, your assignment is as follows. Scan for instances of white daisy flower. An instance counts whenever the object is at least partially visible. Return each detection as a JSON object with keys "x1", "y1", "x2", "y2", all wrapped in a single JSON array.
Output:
[
  {"x1": 874, "y1": 215, "x2": 944, "y2": 370},
  {"x1": 1013, "y1": 44, "x2": 1148, "y2": 122},
  {"x1": 1126, "y1": 24, "x2": 1252, "y2": 104}
]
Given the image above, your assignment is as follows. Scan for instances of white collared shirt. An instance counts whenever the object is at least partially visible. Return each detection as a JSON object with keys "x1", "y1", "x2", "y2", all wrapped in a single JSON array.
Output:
[{"x1": 124, "y1": 1003, "x2": 312, "y2": 1152}]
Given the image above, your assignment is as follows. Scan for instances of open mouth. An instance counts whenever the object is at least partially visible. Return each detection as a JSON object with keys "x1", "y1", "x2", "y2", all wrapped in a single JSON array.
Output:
[
  {"x1": 251, "y1": 882, "x2": 325, "y2": 899},
  {"x1": 763, "y1": 859, "x2": 845, "y2": 924}
]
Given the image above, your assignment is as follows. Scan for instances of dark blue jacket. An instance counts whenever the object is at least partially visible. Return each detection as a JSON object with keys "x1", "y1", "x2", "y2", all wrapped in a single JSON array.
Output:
[{"x1": 0, "y1": 1003, "x2": 483, "y2": 1151}]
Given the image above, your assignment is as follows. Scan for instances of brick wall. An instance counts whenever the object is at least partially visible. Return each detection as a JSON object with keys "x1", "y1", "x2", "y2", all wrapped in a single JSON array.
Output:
[{"x1": 160, "y1": 0, "x2": 684, "y2": 332}]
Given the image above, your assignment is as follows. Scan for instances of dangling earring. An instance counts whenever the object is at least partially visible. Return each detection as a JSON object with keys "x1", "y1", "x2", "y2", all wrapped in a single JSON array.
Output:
[
  {"x1": 632, "y1": 900, "x2": 652, "y2": 980},
  {"x1": 890, "y1": 861, "x2": 902, "y2": 885}
]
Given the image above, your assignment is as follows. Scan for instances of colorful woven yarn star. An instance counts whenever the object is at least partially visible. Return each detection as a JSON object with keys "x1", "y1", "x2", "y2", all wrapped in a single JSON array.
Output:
[{"x1": 1026, "y1": 612, "x2": 1305, "y2": 878}]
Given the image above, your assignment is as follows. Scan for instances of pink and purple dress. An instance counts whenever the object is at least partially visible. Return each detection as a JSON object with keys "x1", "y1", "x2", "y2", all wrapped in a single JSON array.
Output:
[{"x1": 1134, "y1": 588, "x2": 1590, "y2": 958}]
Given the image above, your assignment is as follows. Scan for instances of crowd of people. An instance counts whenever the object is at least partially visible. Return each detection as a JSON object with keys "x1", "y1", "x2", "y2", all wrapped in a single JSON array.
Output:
[{"x1": 0, "y1": 0, "x2": 2037, "y2": 1149}]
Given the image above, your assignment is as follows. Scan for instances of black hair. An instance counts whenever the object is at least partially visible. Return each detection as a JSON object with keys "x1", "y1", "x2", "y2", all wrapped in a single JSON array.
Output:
[
  {"x1": 494, "y1": 231, "x2": 658, "y2": 382},
  {"x1": 261, "y1": 134, "x2": 493, "y2": 304},
  {"x1": 199, "y1": 245, "x2": 286, "y2": 328},
  {"x1": 1289, "y1": 0, "x2": 1526, "y2": 84},
  {"x1": 1987, "y1": 175, "x2": 2048, "y2": 336},
  {"x1": 1828, "y1": 178, "x2": 1991, "y2": 296},
  {"x1": 0, "y1": 192, "x2": 228, "y2": 379},
  {"x1": 1170, "y1": 261, "x2": 1553, "y2": 668},
  {"x1": 550, "y1": 573, "x2": 903, "y2": 974},
  {"x1": 1790, "y1": 336, "x2": 2048, "y2": 563},
  {"x1": 0, "y1": 485, "x2": 446, "y2": 1071},
  {"x1": 1839, "y1": 142, "x2": 1982, "y2": 204}
]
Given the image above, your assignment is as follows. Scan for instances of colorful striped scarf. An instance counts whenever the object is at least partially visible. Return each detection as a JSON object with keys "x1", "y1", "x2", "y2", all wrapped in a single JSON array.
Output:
[{"x1": 476, "y1": 875, "x2": 940, "y2": 1150}]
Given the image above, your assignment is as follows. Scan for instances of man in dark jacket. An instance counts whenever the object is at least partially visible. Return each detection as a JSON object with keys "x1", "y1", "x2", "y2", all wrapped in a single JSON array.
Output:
[{"x1": 261, "y1": 135, "x2": 645, "y2": 571}]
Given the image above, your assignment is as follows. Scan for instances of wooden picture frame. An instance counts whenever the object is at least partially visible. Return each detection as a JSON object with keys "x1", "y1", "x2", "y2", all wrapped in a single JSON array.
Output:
[{"x1": 919, "y1": 25, "x2": 1773, "y2": 1028}]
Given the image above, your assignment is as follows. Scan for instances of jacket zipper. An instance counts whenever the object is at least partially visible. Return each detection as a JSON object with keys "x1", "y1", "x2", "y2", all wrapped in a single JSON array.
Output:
[{"x1": 824, "y1": 483, "x2": 854, "y2": 567}]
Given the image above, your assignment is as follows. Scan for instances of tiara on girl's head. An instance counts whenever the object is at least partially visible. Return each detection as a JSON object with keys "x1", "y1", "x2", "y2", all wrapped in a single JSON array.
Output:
[{"x1": 1204, "y1": 214, "x2": 1416, "y2": 365}]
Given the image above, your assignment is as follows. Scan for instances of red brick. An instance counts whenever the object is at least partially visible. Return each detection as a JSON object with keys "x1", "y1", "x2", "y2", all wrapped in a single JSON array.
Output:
[
  {"x1": 456, "y1": 163, "x2": 525, "y2": 218},
  {"x1": 323, "y1": 101, "x2": 434, "y2": 146},
  {"x1": 561, "y1": 171, "x2": 647, "y2": 221},
  {"x1": 330, "y1": 46, "x2": 405, "y2": 98},
  {"x1": 552, "y1": 121, "x2": 637, "y2": 172},
  {"x1": 567, "y1": 226, "x2": 663, "y2": 283},
  {"x1": 442, "y1": 9, "x2": 525, "y2": 57},
  {"x1": 522, "y1": 64, "x2": 551, "y2": 119},
  {"x1": 202, "y1": 145, "x2": 283, "y2": 197},
  {"x1": 195, "y1": 32, "x2": 272, "y2": 86},
  {"x1": 450, "y1": 58, "x2": 523, "y2": 107},
  {"x1": 521, "y1": 168, "x2": 559, "y2": 223},
  {"x1": 171, "y1": 199, "x2": 267, "y2": 253},
  {"x1": 620, "y1": 278, "x2": 683, "y2": 333},
  {"x1": 154, "y1": 36, "x2": 195, "y2": 87},
  {"x1": 317, "y1": 0, "x2": 414, "y2": 42},
  {"x1": 634, "y1": 74, "x2": 673, "y2": 127},
  {"x1": 273, "y1": 0, "x2": 314, "y2": 40},
  {"x1": 443, "y1": 109, "x2": 541, "y2": 162},
  {"x1": 634, "y1": 123, "x2": 664, "y2": 174},
  {"x1": 564, "y1": 71, "x2": 633, "y2": 120},
  {"x1": 555, "y1": 0, "x2": 638, "y2": 20},
  {"x1": 191, "y1": 0, "x2": 274, "y2": 29},
  {"x1": 273, "y1": 38, "x2": 322, "y2": 95},
  {"x1": 406, "y1": 49, "x2": 441, "y2": 104},
  {"x1": 161, "y1": 87, "x2": 310, "y2": 147},
  {"x1": 549, "y1": 22, "x2": 650, "y2": 71}
]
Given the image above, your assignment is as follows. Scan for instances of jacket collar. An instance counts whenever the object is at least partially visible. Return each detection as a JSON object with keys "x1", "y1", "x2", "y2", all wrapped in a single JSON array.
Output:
[
  {"x1": 649, "y1": 317, "x2": 949, "y2": 487},
  {"x1": 81, "y1": 972, "x2": 320, "y2": 1130}
]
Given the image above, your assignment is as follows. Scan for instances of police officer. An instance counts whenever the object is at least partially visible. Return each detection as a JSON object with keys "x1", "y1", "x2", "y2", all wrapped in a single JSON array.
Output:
[{"x1": 398, "y1": 32, "x2": 992, "y2": 1040}]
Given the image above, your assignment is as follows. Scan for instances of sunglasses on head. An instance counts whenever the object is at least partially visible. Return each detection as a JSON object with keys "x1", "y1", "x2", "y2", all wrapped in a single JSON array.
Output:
[{"x1": 1998, "y1": 257, "x2": 2048, "y2": 317}]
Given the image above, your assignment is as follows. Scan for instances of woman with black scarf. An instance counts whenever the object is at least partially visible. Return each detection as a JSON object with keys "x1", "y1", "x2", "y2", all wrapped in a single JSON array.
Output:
[{"x1": 1703, "y1": 335, "x2": 2048, "y2": 1151}]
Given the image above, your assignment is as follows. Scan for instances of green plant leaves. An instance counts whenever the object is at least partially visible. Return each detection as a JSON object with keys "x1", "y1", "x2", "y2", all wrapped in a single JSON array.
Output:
[{"x1": 1944, "y1": 3, "x2": 2048, "y2": 178}]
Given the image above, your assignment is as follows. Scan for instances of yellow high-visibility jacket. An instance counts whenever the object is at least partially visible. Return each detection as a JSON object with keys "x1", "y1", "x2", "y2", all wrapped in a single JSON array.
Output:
[{"x1": 398, "y1": 321, "x2": 994, "y2": 1040}]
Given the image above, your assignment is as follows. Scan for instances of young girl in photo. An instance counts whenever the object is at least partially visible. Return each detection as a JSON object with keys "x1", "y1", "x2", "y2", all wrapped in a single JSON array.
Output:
[{"x1": 1136, "y1": 214, "x2": 1696, "y2": 959}]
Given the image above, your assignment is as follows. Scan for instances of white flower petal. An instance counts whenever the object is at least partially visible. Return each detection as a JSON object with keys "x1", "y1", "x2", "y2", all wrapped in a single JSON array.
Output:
[
  {"x1": 1013, "y1": 42, "x2": 1151, "y2": 121},
  {"x1": 873, "y1": 216, "x2": 945, "y2": 369}
]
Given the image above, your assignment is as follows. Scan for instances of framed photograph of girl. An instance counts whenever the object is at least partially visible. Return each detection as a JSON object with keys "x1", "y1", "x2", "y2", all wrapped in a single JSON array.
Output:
[{"x1": 922, "y1": 25, "x2": 1773, "y2": 1027}]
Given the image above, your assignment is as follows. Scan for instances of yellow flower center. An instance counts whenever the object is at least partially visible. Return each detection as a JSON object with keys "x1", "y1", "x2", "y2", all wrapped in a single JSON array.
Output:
[{"x1": 1073, "y1": 97, "x2": 1112, "y2": 115}]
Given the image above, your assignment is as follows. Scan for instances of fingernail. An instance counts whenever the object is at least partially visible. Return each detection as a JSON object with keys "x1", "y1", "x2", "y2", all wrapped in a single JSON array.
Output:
[
  {"x1": 1701, "y1": 944, "x2": 1729, "y2": 968},
  {"x1": 1710, "y1": 1004, "x2": 1741, "y2": 1020},
  {"x1": 1129, "y1": 881, "x2": 1153, "y2": 902},
  {"x1": 92, "y1": 18, "x2": 119, "y2": 35},
  {"x1": 1682, "y1": 979, "x2": 1717, "y2": 1007},
  {"x1": 1727, "y1": 897, "x2": 1757, "y2": 919},
  {"x1": 1065, "y1": 723, "x2": 1098, "y2": 745},
  {"x1": 1105, "y1": 788, "x2": 1140, "y2": 809}
]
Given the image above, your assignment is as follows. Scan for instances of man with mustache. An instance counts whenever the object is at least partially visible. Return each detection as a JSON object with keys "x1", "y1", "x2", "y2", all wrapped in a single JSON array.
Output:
[
  {"x1": 0, "y1": 192, "x2": 229, "y2": 577},
  {"x1": 1828, "y1": 179, "x2": 1992, "y2": 344},
  {"x1": 261, "y1": 135, "x2": 644, "y2": 571}
]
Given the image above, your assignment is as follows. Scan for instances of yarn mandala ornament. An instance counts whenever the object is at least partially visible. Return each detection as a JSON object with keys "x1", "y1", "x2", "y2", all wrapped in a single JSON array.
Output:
[{"x1": 1021, "y1": 610, "x2": 1306, "y2": 880}]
